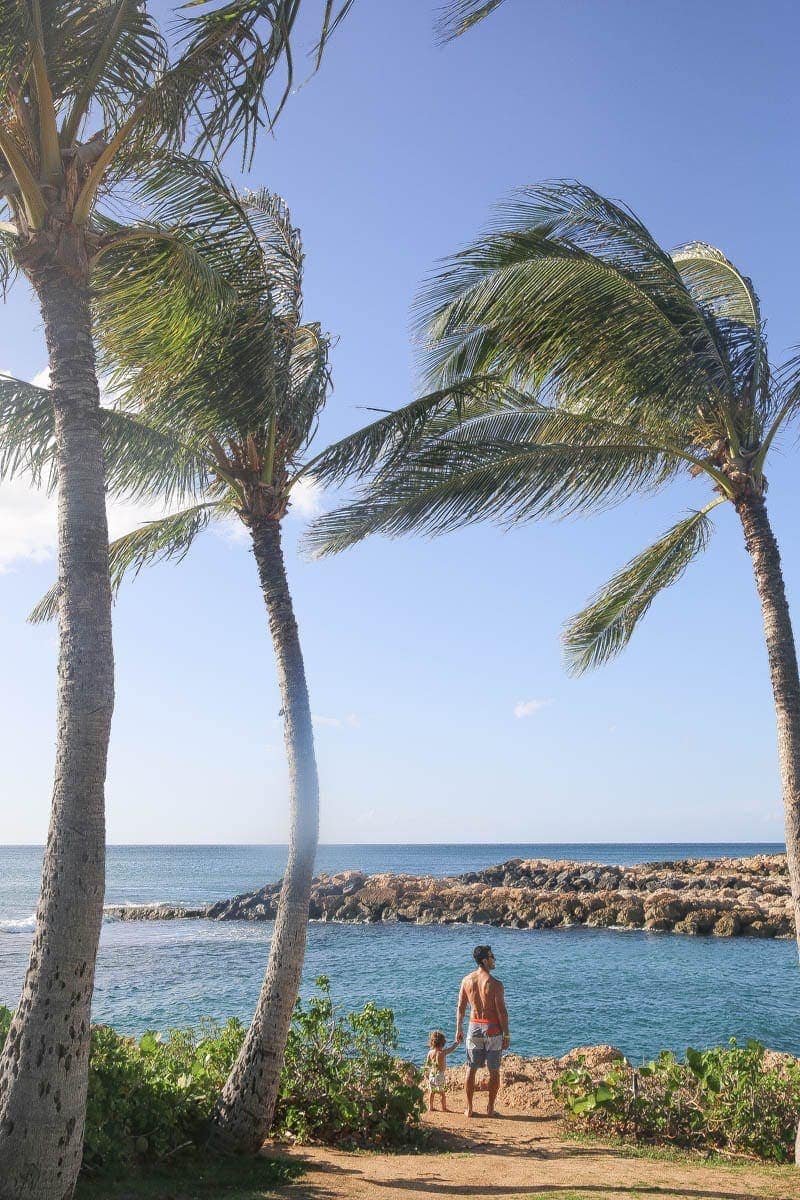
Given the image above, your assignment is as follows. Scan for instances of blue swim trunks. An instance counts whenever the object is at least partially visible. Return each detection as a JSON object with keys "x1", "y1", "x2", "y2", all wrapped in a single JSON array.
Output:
[{"x1": 466, "y1": 1020, "x2": 503, "y2": 1070}]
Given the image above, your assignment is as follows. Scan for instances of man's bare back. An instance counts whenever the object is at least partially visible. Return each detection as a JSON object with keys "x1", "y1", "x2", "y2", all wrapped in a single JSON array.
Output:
[{"x1": 458, "y1": 969, "x2": 506, "y2": 1033}]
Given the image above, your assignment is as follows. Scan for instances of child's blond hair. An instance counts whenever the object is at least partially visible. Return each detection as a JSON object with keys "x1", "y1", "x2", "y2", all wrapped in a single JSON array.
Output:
[{"x1": 428, "y1": 1029, "x2": 446, "y2": 1050}]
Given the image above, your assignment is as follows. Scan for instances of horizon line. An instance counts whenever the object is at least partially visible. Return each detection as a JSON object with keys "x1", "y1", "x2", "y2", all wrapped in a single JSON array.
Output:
[{"x1": 0, "y1": 839, "x2": 786, "y2": 849}]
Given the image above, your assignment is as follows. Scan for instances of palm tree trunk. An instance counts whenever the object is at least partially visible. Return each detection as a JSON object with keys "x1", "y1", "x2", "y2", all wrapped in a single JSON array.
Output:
[
  {"x1": 0, "y1": 267, "x2": 114, "y2": 1200},
  {"x1": 212, "y1": 515, "x2": 319, "y2": 1154},
  {"x1": 736, "y1": 492, "x2": 800, "y2": 954},
  {"x1": 736, "y1": 492, "x2": 800, "y2": 1166}
]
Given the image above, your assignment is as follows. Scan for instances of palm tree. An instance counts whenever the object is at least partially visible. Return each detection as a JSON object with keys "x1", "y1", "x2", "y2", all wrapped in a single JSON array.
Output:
[
  {"x1": 0, "y1": 5, "x2": 350, "y2": 1196},
  {"x1": 305, "y1": 182, "x2": 800, "y2": 968},
  {"x1": 27, "y1": 190, "x2": 331, "y2": 1154}
]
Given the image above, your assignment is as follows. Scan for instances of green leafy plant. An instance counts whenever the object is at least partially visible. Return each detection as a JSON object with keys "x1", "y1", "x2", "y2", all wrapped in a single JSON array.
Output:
[
  {"x1": 0, "y1": 1006, "x2": 12, "y2": 1046},
  {"x1": 82, "y1": 1019, "x2": 247, "y2": 1172},
  {"x1": 0, "y1": 982, "x2": 422, "y2": 1176},
  {"x1": 275, "y1": 977, "x2": 425, "y2": 1147},
  {"x1": 553, "y1": 1039, "x2": 800, "y2": 1162}
]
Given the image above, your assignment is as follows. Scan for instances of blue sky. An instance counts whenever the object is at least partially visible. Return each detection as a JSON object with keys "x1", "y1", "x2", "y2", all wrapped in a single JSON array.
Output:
[{"x1": 2, "y1": 0, "x2": 799, "y2": 843}]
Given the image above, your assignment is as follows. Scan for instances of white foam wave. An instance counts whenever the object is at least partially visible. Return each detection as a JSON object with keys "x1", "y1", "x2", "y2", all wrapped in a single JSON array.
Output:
[{"x1": 0, "y1": 913, "x2": 36, "y2": 933}]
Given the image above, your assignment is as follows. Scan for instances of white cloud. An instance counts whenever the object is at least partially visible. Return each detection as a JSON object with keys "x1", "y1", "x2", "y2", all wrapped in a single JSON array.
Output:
[
  {"x1": 312, "y1": 712, "x2": 360, "y2": 730},
  {"x1": 0, "y1": 476, "x2": 181, "y2": 574},
  {"x1": 213, "y1": 513, "x2": 249, "y2": 545},
  {"x1": 313, "y1": 713, "x2": 341, "y2": 728},
  {"x1": 0, "y1": 476, "x2": 59, "y2": 572},
  {"x1": 513, "y1": 698, "x2": 552, "y2": 719},
  {"x1": 31, "y1": 367, "x2": 50, "y2": 388},
  {"x1": 288, "y1": 476, "x2": 324, "y2": 519}
]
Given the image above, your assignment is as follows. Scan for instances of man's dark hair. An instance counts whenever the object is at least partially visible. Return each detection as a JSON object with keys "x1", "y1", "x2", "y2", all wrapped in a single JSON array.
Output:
[{"x1": 473, "y1": 944, "x2": 492, "y2": 967}]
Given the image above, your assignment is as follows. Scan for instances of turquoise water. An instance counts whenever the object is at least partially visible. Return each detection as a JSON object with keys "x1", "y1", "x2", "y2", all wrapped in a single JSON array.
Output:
[{"x1": 1, "y1": 843, "x2": 797, "y2": 1064}]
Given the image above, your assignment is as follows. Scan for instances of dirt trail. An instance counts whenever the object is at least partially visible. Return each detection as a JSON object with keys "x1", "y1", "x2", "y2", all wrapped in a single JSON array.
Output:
[{"x1": 274, "y1": 1104, "x2": 797, "y2": 1200}]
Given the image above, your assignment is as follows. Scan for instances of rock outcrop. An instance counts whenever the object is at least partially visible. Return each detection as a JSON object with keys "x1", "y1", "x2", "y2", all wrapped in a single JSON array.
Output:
[
  {"x1": 104, "y1": 853, "x2": 794, "y2": 939},
  {"x1": 438, "y1": 1042, "x2": 800, "y2": 1114},
  {"x1": 443, "y1": 1045, "x2": 625, "y2": 1115}
]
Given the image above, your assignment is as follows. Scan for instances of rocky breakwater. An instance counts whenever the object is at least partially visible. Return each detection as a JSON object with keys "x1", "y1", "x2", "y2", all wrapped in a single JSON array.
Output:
[{"x1": 104, "y1": 853, "x2": 794, "y2": 939}]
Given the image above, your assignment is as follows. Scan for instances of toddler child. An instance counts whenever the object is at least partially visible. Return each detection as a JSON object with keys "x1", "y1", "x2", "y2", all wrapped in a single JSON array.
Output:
[{"x1": 425, "y1": 1030, "x2": 458, "y2": 1112}]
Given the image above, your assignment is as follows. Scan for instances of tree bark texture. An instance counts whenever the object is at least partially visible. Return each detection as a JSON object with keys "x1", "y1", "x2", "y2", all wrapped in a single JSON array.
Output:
[
  {"x1": 212, "y1": 516, "x2": 319, "y2": 1153},
  {"x1": 0, "y1": 269, "x2": 114, "y2": 1200},
  {"x1": 737, "y1": 493, "x2": 800, "y2": 1167},
  {"x1": 737, "y1": 494, "x2": 800, "y2": 951}
]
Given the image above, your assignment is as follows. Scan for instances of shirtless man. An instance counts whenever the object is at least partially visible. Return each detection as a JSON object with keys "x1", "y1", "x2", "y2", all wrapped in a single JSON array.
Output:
[{"x1": 455, "y1": 944, "x2": 510, "y2": 1117}]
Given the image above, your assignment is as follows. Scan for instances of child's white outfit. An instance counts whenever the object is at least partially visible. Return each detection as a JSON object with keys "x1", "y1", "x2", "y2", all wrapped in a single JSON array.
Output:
[{"x1": 426, "y1": 1052, "x2": 446, "y2": 1094}]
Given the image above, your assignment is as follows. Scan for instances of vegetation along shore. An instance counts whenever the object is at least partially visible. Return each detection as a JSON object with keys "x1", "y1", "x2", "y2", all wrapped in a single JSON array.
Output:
[{"x1": 105, "y1": 853, "x2": 793, "y2": 938}]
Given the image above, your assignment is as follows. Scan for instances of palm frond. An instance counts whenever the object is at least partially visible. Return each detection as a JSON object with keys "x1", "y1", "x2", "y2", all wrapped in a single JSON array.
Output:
[
  {"x1": 420, "y1": 246, "x2": 715, "y2": 444},
  {"x1": 241, "y1": 186, "x2": 303, "y2": 325},
  {"x1": 0, "y1": 374, "x2": 54, "y2": 486},
  {"x1": 756, "y1": 348, "x2": 800, "y2": 469},
  {"x1": 0, "y1": 373, "x2": 207, "y2": 502},
  {"x1": 100, "y1": 409, "x2": 210, "y2": 504},
  {"x1": 94, "y1": 221, "x2": 236, "y2": 337},
  {"x1": 98, "y1": 178, "x2": 333, "y2": 449},
  {"x1": 105, "y1": 501, "x2": 220, "y2": 589},
  {"x1": 563, "y1": 502, "x2": 724, "y2": 675},
  {"x1": 283, "y1": 321, "x2": 331, "y2": 459},
  {"x1": 672, "y1": 241, "x2": 769, "y2": 438},
  {"x1": 436, "y1": 1, "x2": 507, "y2": 42},
  {"x1": 91, "y1": 161, "x2": 256, "y2": 408},
  {"x1": 418, "y1": 183, "x2": 734, "y2": 436},
  {"x1": 29, "y1": 500, "x2": 224, "y2": 624},
  {"x1": 28, "y1": 581, "x2": 62, "y2": 626},
  {"x1": 0, "y1": 225, "x2": 18, "y2": 294},
  {"x1": 60, "y1": 1, "x2": 168, "y2": 140},
  {"x1": 109, "y1": 0, "x2": 353, "y2": 172},
  {"x1": 302, "y1": 376, "x2": 520, "y2": 486},
  {"x1": 305, "y1": 432, "x2": 679, "y2": 558}
]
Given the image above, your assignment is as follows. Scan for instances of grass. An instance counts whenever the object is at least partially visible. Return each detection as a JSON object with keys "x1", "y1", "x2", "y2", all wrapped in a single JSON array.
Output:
[
  {"x1": 562, "y1": 1127, "x2": 797, "y2": 1176},
  {"x1": 74, "y1": 1153, "x2": 302, "y2": 1199}
]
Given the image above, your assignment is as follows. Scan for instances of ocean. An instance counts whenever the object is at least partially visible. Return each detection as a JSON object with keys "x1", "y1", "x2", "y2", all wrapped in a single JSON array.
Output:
[{"x1": 1, "y1": 843, "x2": 797, "y2": 1065}]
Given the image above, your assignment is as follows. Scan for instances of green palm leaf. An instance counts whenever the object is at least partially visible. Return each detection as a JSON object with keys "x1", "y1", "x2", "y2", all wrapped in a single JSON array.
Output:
[
  {"x1": 0, "y1": 375, "x2": 53, "y2": 486},
  {"x1": 418, "y1": 183, "x2": 735, "y2": 437},
  {"x1": 0, "y1": 373, "x2": 208, "y2": 502},
  {"x1": 303, "y1": 376, "x2": 521, "y2": 486},
  {"x1": 29, "y1": 501, "x2": 224, "y2": 624},
  {"x1": 436, "y1": 1, "x2": 507, "y2": 41},
  {"x1": 563, "y1": 501, "x2": 724, "y2": 675},
  {"x1": 60, "y1": 0, "x2": 169, "y2": 140},
  {"x1": 113, "y1": 0, "x2": 355, "y2": 171},
  {"x1": 0, "y1": 227, "x2": 17, "y2": 295},
  {"x1": 671, "y1": 241, "x2": 769, "y2": 439},
  {"x1": 99, "y1": 182, "x2": 331, "y2": 449},
  {"x1": 92, "y1": 153, "x2": 265, "y2": 362},
  {"x1": 305, "y1": 436, "x2": 680, "y2": 558}
]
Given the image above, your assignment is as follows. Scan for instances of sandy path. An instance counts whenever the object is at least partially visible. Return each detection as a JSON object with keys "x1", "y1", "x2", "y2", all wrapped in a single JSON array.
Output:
[{"x1": 274, "y1": 1104, "x2": 798, "y2": 1200}]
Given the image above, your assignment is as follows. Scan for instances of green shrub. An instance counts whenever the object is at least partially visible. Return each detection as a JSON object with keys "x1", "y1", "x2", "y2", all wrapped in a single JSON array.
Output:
[
  {"x1": 553, "y1": 1039, "x2": 800, "y2": 1162},
  {"x1": 0, "y1": 979, "x2": 423, "y2": 1176},
  {"x1": 275, "y1": 976, "x2": 424, "y2": 1146},
  {"x1": 0, "y1": 1006, "x2": 11, "y2": 1045},
  {"x1": 83, "y1": 1017, "x2": 246, "y2": 1171}
]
